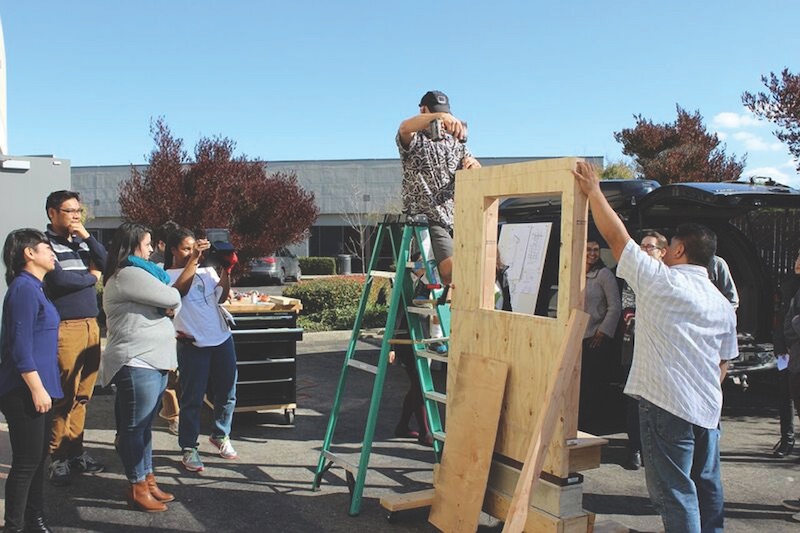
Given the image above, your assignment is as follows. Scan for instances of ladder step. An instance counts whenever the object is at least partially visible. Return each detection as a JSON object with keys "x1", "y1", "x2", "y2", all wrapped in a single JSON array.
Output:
[
  {"x1": 347, "y1": 359, "x2": 378, "y2": 374},
  {"x1": 418, "y1": 350, "x2": 449, "y2": 363},
  {"x1": 407, "y1": 306, "x2": 438, "y2": 316},
  {"x1": 419, "y1": 336, "x2": 450, "y2": 344},
  {"x1": 322, "y1": 450, "x2": 359, "y2": 474},
  {"x1": 370, "y1": 270, "x2": 396, "y2": 279},
  {"x1": 432, "y1": 430, "x2": 446, "y2": 442},
  {"x1": 424, "y1": 391, "x2": 447, "y2": 404}
]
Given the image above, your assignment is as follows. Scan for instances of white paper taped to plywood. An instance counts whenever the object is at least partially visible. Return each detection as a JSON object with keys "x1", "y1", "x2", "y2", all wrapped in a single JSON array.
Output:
[{"x1": 497, "y1": 222, "x2": 552, "y2": 315}]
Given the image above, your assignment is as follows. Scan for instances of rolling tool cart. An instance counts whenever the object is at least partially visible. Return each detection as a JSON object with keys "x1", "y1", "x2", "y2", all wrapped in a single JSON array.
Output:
[{"x1": 216, "y1": 296, "x2": 304, "y2": 423}]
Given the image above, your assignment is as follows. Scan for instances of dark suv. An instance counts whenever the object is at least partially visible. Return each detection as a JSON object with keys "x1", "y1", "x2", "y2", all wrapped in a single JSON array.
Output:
[{"x1": 499, "y1": 179, "x2": 800, "y2": 388}]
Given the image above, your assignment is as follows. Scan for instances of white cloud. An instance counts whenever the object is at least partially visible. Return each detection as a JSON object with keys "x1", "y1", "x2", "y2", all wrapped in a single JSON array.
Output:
[
  {"x1": 716, "y1": 131, "x2": 728, "y2": 141},
  {"x1": 731, "y1": 131, "x2": 784, "y2": 151},
  {"x1": 711, "y1": 110, "x2": 764, "y2": 130},
  {"x1": 781, "y1": 158, "x2": 798, "y2": 169}
]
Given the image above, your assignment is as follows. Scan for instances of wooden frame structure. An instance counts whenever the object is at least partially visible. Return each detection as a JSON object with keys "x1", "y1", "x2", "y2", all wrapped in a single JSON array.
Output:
[
  {"x1": 447, "y1": 157, "x2": 593, "y2": 530},
  {"x1": 450, "y1": 157, "x2": 587, "y2": 470}
]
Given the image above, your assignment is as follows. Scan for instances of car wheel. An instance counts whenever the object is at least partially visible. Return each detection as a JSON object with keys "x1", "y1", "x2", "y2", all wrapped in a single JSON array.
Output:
[
  {"x1": 278, "y1": 268, "x2": 286, "y2": 285},
  {"x1": 294, "y1": 268, "x2": 302, "y2": 282}
]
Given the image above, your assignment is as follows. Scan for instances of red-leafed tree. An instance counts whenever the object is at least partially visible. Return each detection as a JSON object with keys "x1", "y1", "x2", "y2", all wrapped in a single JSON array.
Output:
[
  {"x1": 614, "y1": 105, "x2": 746, "y2": 184},
  {"x1": 119, "y1": 118, "x2": 319, "y2": 269},
  {"x1": 742, "y1": 68, "x2": 800, "y2": 172}
]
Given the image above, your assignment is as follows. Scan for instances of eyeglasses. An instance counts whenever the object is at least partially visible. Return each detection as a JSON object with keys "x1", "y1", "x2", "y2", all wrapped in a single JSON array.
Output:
[
  {"x1": 59, "y1": 207, "x2": 85, "y2": 215},
  {"x1": 640, "y1": 244, "x2": 663, "y2": 251}
]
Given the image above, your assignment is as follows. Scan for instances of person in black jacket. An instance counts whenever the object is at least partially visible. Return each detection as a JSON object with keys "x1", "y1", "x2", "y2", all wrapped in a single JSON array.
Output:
[{"x1": 772, "y1": 249, "x2": 800, "y2": 457}]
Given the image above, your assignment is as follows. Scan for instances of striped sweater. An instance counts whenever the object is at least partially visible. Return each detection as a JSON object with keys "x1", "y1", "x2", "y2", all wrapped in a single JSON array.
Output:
[{"x1": 44, "y1": 225, "x2": 108, "y2": 320}]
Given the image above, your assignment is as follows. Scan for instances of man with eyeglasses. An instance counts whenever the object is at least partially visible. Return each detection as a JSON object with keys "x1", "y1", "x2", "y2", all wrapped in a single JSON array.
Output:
[{"x1": 44, "y1": 190, "x2": 108, "y2": 485}]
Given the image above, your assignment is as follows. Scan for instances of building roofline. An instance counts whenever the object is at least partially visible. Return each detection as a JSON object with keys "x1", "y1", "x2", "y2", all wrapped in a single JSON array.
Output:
[{"x1": 73, "y1": 155, "x2": 604, "y2": 170}]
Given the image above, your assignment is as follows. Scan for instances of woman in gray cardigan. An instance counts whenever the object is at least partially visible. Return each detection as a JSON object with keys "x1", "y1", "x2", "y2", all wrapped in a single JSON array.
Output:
[
  {"x1": 101, "y1": 223, "x2": 181, "y2": 512},
  {"x1": 579, "y1": 240, "x2": 621, "y2": 432}
]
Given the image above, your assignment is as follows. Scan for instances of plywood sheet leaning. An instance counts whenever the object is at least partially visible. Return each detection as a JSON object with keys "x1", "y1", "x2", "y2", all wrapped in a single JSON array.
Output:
[
  {"x1": 503, "y1": 308, "x2": 590, "y2": 533},
  {"x1": 450, "y1": 157, "x2": 588, "y2": 478},
  {"x1": 429, "y1": 354, "x2": 508, "y2": 532}
]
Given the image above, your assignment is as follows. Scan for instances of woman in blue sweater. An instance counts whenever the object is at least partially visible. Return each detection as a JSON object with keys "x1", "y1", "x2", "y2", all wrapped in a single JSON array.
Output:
[{"x1": 0, "y1": 229, "x2": 63, "y2": 532}]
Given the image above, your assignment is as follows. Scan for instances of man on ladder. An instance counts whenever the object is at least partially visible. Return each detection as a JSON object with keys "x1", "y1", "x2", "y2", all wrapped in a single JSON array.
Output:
[
  {"x1": 312, "y1": 91, "x2": 483, "y2": 517},
  {"x1": 397, "y1": 90, "x2": 481, "y2": 288}
]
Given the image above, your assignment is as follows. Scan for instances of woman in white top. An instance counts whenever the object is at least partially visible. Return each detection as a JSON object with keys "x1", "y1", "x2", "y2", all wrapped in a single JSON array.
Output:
[
  {"x1": 165, "y1": 227, "x2": 238, "y2": 473},
  {"x1": 101, "y1": 222, "x2": 181, "y2": 512}
]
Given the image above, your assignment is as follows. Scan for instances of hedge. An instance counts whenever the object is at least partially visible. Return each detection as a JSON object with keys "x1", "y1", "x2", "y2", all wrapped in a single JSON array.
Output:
[
  {"x1": 284, "y1": 275, "x2": 390, "y2": 330},
  {"x1": 298, "y1": 257, "x2": 336, "y2": 275},
  {"x1": 283, "y1": 275, "x2": 390, "y2": 314}
]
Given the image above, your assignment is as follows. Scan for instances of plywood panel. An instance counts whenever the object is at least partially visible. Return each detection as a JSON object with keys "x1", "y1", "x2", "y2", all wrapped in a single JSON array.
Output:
[
  {"x1": 429, "y1": 355, "x2": 508, "y2": 532},
  {"x1": 504, "y1": 309, "x2": 590, "y2": 533},
  {"x1": 450, "y1": 158, "x2": 588, "y2": 479}
]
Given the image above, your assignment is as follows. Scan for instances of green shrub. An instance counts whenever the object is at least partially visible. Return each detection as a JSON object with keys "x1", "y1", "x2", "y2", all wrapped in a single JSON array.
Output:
[
  {"x1": 283, "y1": 276, "x2": 391, "y2": 314},
  {"x1": 298, "y1": 305, "x2": 388, "y2": 331},
  {"x1": 298, "y1": 257, "x2": 336, "y2": 275},
  {"x1": 284, "y1": 276, "x2": 391, "y2": 330}
]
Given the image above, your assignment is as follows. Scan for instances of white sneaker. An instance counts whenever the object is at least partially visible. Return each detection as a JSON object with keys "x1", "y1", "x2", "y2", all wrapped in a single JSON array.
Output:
[
  {"x1": 209, "y1": 435, "x2": 238, "y2": 460},
  {"x1": 182, "y1": 448, "x2": 204, "y2": 472},
  {"x1": 793, "y1": 511, "x2": 800, "y2": 523}
]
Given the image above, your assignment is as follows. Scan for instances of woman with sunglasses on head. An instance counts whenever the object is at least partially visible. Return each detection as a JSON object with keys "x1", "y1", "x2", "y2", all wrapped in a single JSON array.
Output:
[
  {"x1": 100, "y1": 222, "x2": 181, "y2": 512},
  {"x1": 164, "y1": 227, "x2": 239, "y2": 473},
  {"x1": 579, "y1": 238, "x2": 621, "y2": 433},
  {"x1": 0, "y1": 229, "x2": 62, "y2": 532}
]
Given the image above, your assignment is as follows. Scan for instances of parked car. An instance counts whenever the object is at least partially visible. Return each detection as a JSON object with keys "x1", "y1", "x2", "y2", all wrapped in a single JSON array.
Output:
[
  {"x1": 498, "y1": 178, "x2": 800, "y2": 388},
  {"x1": 249, "y1": 247, "x2": 302, "y2": 284}
]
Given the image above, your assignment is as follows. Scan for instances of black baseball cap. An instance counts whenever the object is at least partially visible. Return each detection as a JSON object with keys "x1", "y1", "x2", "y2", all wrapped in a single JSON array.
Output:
[{"x1": 419, "y1": 90, "x2": 450, "y2": 113}]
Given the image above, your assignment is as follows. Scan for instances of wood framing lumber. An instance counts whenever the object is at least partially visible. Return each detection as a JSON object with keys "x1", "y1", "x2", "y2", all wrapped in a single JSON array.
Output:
[
  {"x1": 429, "y1": 354, "x2": 509, "y2": 532},
  {"x1": 502, "y1": 309, "x2": 590, "y2": 533},
  {"x1": 380, "y1": 489, "x2": 435, "y2": 513},
  {"x1": 484, "y1": 488, "x2": 591, "y2": 533},
  {"x1": 487, "y1": 461, "x2": 584, "y2": 518}
]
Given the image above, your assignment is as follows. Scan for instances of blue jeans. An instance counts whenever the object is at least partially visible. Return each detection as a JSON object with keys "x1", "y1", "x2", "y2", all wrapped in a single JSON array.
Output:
[
  {"x1": 113, "y1": 366, "x2": 168, "y2": 483},
  {"x1": 639, "y1": 399, "x2": 724, "y2": 533},
  {"x1": 178, "y1": 336, "x2": 237, "y2": 450}
]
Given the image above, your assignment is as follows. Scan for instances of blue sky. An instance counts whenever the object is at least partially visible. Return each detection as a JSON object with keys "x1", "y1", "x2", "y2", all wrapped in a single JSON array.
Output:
[{"x1": 2, "y1": 2, "x2": 799, "y2": 186}]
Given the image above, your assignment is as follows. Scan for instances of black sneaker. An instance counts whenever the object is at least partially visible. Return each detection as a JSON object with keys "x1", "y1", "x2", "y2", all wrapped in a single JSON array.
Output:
[
  {"x1": 70, "y1": 451, "x2": 105, "y2": 474},
  {"x1": 773, "y1": 436, "x2": 795, "y2": 457},
  {"x1": 48, "y1": 458, "x2": 72, "y2": 486},
  {"x1": 625, "y1": 450, "x2": 642, "y2": 470}
]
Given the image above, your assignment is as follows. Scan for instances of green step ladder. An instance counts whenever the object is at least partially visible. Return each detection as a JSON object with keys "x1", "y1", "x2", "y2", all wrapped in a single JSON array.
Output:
[{"x1": 312, "y1": 214, "x2": 450, "y2": 516}]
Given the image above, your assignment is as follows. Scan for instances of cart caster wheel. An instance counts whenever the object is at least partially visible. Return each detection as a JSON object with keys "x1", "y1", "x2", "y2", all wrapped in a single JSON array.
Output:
[
  {"x1": 284, "y1": 409, "x2": 295, "y2": 424},
  {"x1": 386, "y1": 511, "x2": 397, "y2": 523}
]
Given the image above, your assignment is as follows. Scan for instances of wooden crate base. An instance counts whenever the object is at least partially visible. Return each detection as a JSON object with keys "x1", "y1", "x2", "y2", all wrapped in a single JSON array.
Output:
[{"x1": 484, "y1": 489, "x2": 591, "y2": 533}]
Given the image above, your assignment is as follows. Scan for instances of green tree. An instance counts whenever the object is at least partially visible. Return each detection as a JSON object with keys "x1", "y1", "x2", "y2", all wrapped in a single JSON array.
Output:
[
  {"x1": 614, "y1": 105, "x2": 746, "y2": 184},
  {"x1": 119, "y1": 118, "x2": 319, "y2": 269},
  {"x1": 601, "y1": 159, "x2": 636, "y2": 180},
  {"x1": 742, "y1": 68, "x2": 800, "y2": 172}
]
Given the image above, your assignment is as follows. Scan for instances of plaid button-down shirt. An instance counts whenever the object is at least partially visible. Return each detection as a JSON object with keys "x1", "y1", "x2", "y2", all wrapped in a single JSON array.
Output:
[{"x1": 617, "y1": 239, "x2": 738, "y2": 429}]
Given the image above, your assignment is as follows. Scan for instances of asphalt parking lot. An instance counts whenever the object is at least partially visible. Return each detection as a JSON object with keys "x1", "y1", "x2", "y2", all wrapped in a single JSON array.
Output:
[{"x1": 1, "y1": 331, "x2": 799, "y2": 532}]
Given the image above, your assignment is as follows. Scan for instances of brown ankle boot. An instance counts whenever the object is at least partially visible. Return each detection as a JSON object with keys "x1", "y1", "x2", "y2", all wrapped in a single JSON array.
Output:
[
  {"x1": 128, "y1": 480, "x2": 168, "y2": 512},
  {"x1": 146, "y1": 473, "x2": 175, "y2": 503}
]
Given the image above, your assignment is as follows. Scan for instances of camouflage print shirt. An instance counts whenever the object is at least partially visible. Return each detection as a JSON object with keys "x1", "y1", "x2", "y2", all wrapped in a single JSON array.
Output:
[{"x1": 396, "y1": 130, "x2": 472, "y2": 229}]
